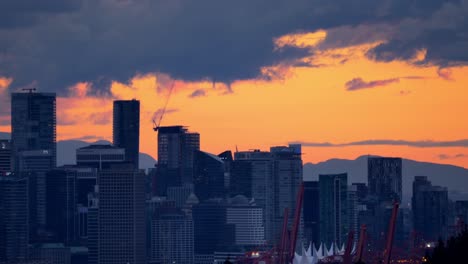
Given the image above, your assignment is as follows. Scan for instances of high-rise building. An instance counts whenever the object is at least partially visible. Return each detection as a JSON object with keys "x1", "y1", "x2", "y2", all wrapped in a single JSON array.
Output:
[
  {"x1": 303, "y1": 181, "x2": 320, "y2": 246},
  {"x1": 113, "y1": 100, "x2": 140, "y2": 169},
  {"x1": 218, "y1": 151, "x2": 233, "y2": 190},
  {"x1": 97, "y1": 165, "x2": 146, "y2": 264},
  {"x1": 167, "y1": 184, "x2": 194, "y2": 208},
  {"x1": 29, "y1": 243, "x2": 71, "y2": 264},
  {"x1": 0, "y1": 175, "x2": 29, "y2": 262},
  {"x1": 368, "y1": 157, "x2": 402, "y2": 202},
  {"x1": 0, "y1": 140, "x2": 12, "y2": 174},
  {"x1": 11, "y1": 92, "x2": 56, "y2": 169},
  {"x1": 150, "y1": 212, "x2": 194, "y2": 264},
  {"x1": 348, "y1": 185, "x2": 358, "y2": 243},
  {"x1": 157, "y1": 126, "x2": 200, "y2": 185},
  {"x1": 271, "y1": 145, "x2": 302, "y2": 242},
  {"x1": 76, "y1": 144, "x2": 125, "y2": 170},
  {"x1": 234, "y1": 150, "x2": 275, "y2": 242},
  {"x1": 46, "y1": 169, "x2": 77, "y2": 244},
  {"x1": 193, "y1": 200, "x2": 235, "y2": 258},
  {"x1": 193, "y1": 150, "x2": 225, "y2": 201},
  {"x1": 87, "y1": 190, "x2": 98, "y2": 264},
  {"x1": 455, "y1": 200, "x2": 468, "y2": 226},
  {"x1": 412, "y1": 176, "x2": 449, "y2": 242},
  {"x1": 319, "y1": 173, "x2": 348, "y2": 247},
  {"x1": 17, "y1": 149, "x2": 54, "y2": 240},
  {"x1": 226, "y1": 195, "x2": 265, "y2": 247}
]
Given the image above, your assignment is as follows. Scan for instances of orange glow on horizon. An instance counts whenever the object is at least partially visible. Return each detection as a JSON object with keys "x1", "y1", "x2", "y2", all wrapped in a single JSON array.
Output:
[{"x1": 0, "y1": 32, "x2": 467, "y2": 168}]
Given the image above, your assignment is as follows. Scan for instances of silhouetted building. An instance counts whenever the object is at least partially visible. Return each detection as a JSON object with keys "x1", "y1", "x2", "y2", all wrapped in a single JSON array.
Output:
[
  {"x1": 46, "y1": 169, "x2": 77, "y2": 244},
  {"x1": 17, "y1": 150, "x2": 54, "y2": 241},
  {"x1": 351, "y1": 183, "x2": 368, "y2": 203},
  {"x1": 76, "y1": 144, "x2": 125, "y2": 170},
  {"x1": 11, "y1": 92, "x2": 57, "y2": 169},
  {"x1": 193, "y1": 200, "x2": 235, "y2": 257},
  {"x1": 368, "y1": 157, "x2": 402, "y2": 202},
  {"x1": 113, "y1": 100, "x2": 140, "y2": 169},
  {"x1": 167, "y1": 184, "x2": 194, "y2": 208},
  {"x1": 304, "y1": 181, "x2": 320, "y2": 246},
  {"x1": 29, "y1": 243, "x2": 71, "y2": 264},
  {"x1": 87, "y1": 191, "x2": 98, "y2": 264},
  {"x1": 234, "y1": 150, "x2": 275, "y2": 243},
  {"x1": 97, "y1": 166, "x2": 146, "y2": 264},
  {"x1": 0, "y1": 175, "x2": 29, "y2": 262},
  {"x1": 150, "y1": 212, "x2": 194, "y2": 264},
  {"x1": 319, "y1": 173, "x2": 348, "y2": 247},
  {"x1": 157, "y1": 126, "x2": 200, "y2": 186},
  {"x1": 194, "y1": 151, "x2": 225, "y2": 201},
  {"x1": 218, "y1": 151, "x2": 233, "y2": 190},
  {"x1": 229, "y1": 161, "x2": 252, "y2": 197},
  {"x1": 412, "y1": 176, "x2": 449, "y2": 242},
  {"x1": 348, "y1": 185, "x2": 358, "y2": 243},
  {"x1": 455, "y1": 200, "x2": 468, "y2": 225},
  {"x1": 0, "y1": 140, "x2": 12, "y2": 174},
  {"x1": 227, "y1": 195, "x2": 265, "y2": 246},
  {"x1": 271, "y1": 145, "x2": 302, "y2": 243}
]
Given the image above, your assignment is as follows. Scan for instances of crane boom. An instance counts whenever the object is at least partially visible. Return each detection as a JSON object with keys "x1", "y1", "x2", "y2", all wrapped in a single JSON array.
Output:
[
  {"x1": 153, "y1": 80, "x2": 175, "y2": 131},
  {"x1": 383, "y1": 202, "x2": 399, "y2": 264}
]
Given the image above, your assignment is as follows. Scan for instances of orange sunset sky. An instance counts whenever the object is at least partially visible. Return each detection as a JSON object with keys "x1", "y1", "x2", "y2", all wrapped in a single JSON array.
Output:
[
  {"x1": 1, "y1": 1, "x2": 468, "y2": 168},
  {"x1": 1, "y1": 30, "x2": 467, "y2": 168}
]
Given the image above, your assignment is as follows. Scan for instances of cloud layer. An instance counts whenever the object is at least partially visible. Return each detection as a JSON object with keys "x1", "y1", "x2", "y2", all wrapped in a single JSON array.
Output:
[
  {"x1": 291, "y1": 139, "x2": 468, "y2": 148},
  {"x1": 0, "y1": 0, "x2": 467, "y2": 93}
]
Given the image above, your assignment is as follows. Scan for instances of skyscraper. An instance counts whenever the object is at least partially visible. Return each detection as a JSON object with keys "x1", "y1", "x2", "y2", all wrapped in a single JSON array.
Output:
[
  {"x1": 113, "y1": 100, "x2": 140, "y2": 169},
  {"x1": 271, "y1": 145, "x2": 302, "y2": 243},
  {"x1": 151, "y1": 212, "x2": 194, "y2": 264},
  {"x1": 412, "y1": 176, "x2": 449, "y2": 242},
  {"x1": 319, "y1": 173, "x2": 348, "y2": 247},
  {"x1": 227, "y1": 195, "x2": 265, "y2": 247},
  {"x1": 157, "y1": 126, "x2": 200, "y2": 186},
  {"x1": 11, "y1": 91, "x2": 56, "y2": 241},
  {"x1": 193, "y1": 150, "x2": 225, "y2": 201},
  {"x1": 11, "y1": 92, "x2": 56, "y2": 169},
  {"x1": 0, "y1": 140, "x2": 12, "y2": 174},
  {"x1": 0, "y1": 175, "x2": 29, "y2": 262},
  {"x1": 303, "y1": 181, "x2": 320, "y2": 245},
  {"x1": 368, "y1": 157, "x2": 402, "y2": 202},
  {"x1": 234, "y1": 150, "x2": 275, "y2": 243},
  {"x1": 97, "y1": 165, "x2": 146, "y2": 264},
  {"x1": 46, "y1": 168, "x2": 77, "y2": 244}
]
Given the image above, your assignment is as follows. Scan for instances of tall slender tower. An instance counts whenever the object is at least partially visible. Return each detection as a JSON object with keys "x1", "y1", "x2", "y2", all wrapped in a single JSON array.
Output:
[
  {"x1": 11, "y1": 91, "x2": 56, "y2": 239},
  {"x1": 11, "y1": 92, "x2": 56, "y2": 169},
  {"x1": 113, "y1": 100, "x2": 140, "y2": 169},
  {"x1": 319, "y1": 173, "x2": 348, "y2": 247}
]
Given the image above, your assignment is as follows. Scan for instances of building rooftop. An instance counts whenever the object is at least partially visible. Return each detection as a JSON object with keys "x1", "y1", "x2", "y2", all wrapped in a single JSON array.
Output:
[{"x1": 78, "y1": 144, "x2": 119, "y2": 150}]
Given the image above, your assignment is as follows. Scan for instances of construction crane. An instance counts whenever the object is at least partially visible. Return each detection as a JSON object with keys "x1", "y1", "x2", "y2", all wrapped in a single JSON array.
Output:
[
  {"x1": 354, "y1": 225, "x2": 367, "y2": 264},
  {"x1": 288, "y1": 182, "x2": 304, "y2": 263},
  {"x1": 342, "y1": 231, "x2": 354, "y2": 264},
  {"x1": 152, "y1": 80, "x2": 175, "y2": 132},
  {"x1": 278, "y1": 207, "x2": 290, "y2": 264},
  {"x1": 383, "y1": 202, "x2": 399, "y2": 264}
]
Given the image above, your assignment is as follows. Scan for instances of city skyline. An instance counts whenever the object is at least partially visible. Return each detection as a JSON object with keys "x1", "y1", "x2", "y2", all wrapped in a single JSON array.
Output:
[{"x1": 0, "y1": 1, "x2": 468, "y2": 169}]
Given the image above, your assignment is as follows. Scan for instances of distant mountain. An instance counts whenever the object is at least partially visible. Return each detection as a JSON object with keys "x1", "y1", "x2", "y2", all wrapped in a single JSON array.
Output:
[
  {"x1": 57, "y1": 139, "x2": 156, "y2": 170},
  {"x1": 304, "y1": 155, "x2": 468, "y2": 204}
]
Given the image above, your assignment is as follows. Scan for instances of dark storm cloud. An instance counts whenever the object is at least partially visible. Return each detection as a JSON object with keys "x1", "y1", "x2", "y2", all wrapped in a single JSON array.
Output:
[
  {"x1": 0, "y1": 0, "x2": 466, "y2": 94},
  {"x1": 0, "y1": 0, "x2": 82, "y2": 28},
  {"x1": 291, "y1": 139, "x2": 468, "y2": 148}
]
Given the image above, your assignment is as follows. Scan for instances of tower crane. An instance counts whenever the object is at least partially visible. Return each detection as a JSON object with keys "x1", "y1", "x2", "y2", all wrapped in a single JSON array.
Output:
[{"x1": 152, "y1": 80, "x2": 175, "y2": 132}]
